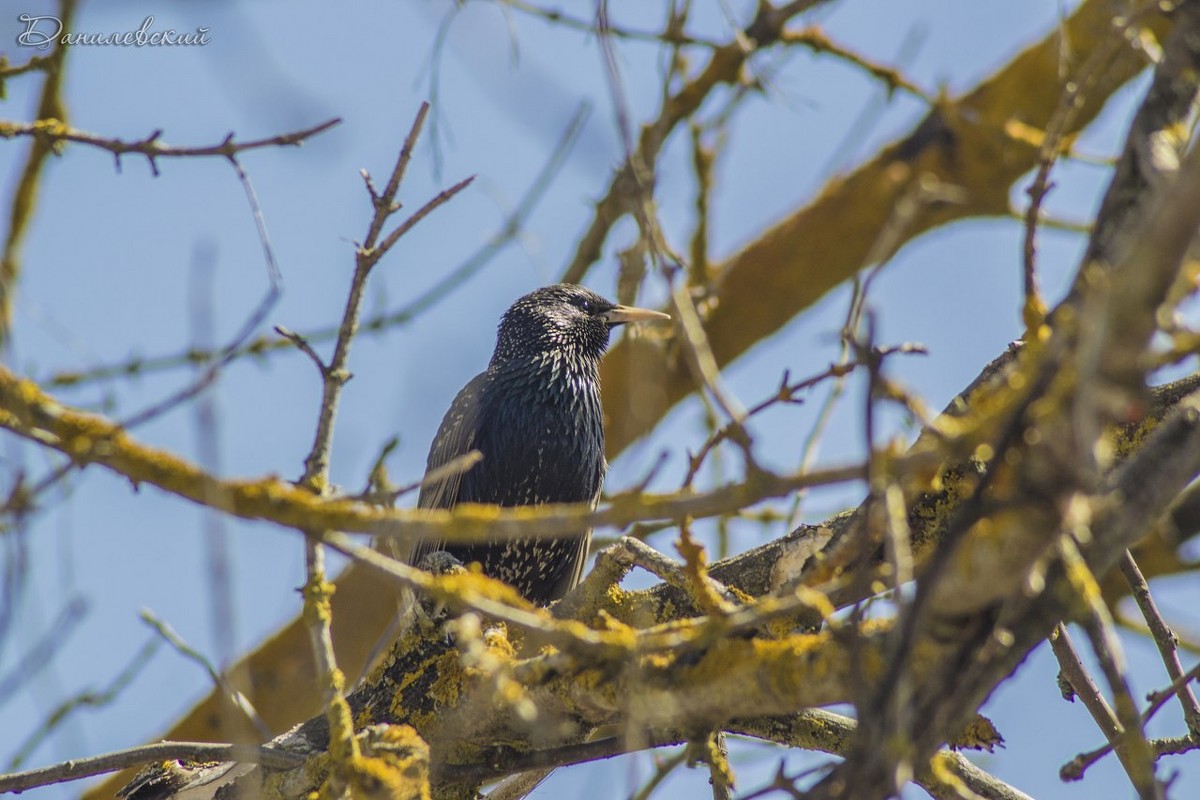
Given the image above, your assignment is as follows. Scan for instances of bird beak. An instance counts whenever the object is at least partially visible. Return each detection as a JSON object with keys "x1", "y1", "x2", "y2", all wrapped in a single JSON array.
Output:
[{"x1": 601, "y1": 305, "x2": 671, "y2": 327}]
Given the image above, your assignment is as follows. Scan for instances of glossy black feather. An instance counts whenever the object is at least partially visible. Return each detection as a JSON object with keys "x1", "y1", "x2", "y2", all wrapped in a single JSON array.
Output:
[{"x1": 411, "y1": 284, "x2": 619, "y2": 605}]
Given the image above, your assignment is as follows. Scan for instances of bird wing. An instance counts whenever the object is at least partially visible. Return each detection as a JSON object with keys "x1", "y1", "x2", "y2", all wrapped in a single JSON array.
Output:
[
  {"x1": 549, "y1": 485, "x2": 601, "y2": 601},
  {"x1": 410, "y1": 371, "x2": 488, "y2": 566},
  {"x1": 561, "y1": 503, "x2": 600, "y2": 597}
]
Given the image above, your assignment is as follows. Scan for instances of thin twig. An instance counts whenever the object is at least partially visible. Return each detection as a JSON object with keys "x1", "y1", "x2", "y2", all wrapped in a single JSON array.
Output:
[
  {"x1": 370, "y1": 175, "x2": 475, "y2": 267},
  {"x1": 375, "y1": 450, "x2": 483, "y2": 503},
  {"x1": 688, "y1": 122, "x2": 714, "y2": 284},
  {"x1": 0, "y1": 595, "x2": 86, "y2": 704},
  {"x1": 1051, "y1": 623, "x2": 1123, "y2": 745},
  {"x1": 560, "y1": 0, "x2": 834, "y2": 284},
  {"x1": 500, "y1": 0, "x2": 722, "y2": 47},
  {"x1": 819, "y1": 24, "x2": 930, "y2": 177},
  {"x1": 139, "y1": 609, "x2": 271, "y2": 740},
  {"x1": 0, "y1": 117, "x2": 341, "y2": 176},
  {"x1": 1019, "y1": 0, "x2": 1161, "y2": 332},
  {"x1": 780, "y1": 26, "x2": 934, "y2": 102},
  {"x1": 43, "y1": 105, "x2": 583, "y2": 392},
  {"x1": 190, "y1": 245, "x2": 237, "y2": 670},
  {"x1": 630, "y1": 748, "x2": 688, "y2": 800},
  {"x1": 1120, "y1": 550, "x2": 1200, "y2": 734},
  {"x1": 0, "y1": 52, "x2": 56, "y2": 81},
  {"x1": 5, "y1": 638, "x2": 160, "y2": 771},
  {"x1": 684, "y1": 346, "x2": 925, "y2": 487},
  {"x1": 699, "y1": 731, "x2": 734, "y2": 800},
  {"x1": 1062, "y1": 660, "x2": 1200, "y2": 781},
  {"x1": 666, "y1": 270, "x2": 746, "y2": 425},
  {"x1": 119, "y1": 152, "x2": 283, "y2": 431},
  {"x1": 0, "y1": 741, "x2": 304, "y2": 794},
  {"x1": 1060, "y1": 534, "x2": 1158, "y2": 797},
  {"x1": 274, "y1": 325, "x2": 327, "y2": 374}
]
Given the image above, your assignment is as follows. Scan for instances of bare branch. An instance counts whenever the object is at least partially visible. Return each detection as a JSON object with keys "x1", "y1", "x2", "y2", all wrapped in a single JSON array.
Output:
[
  {"x1": 42, "y1": 106, "x2": 586, "y2": 392},
  {"x1": 0, "y1": 117, "x2": 341, "y2": 176},
  {"x1": 0, "y1": 742, "x2": 304, "y2": 794},
  {"x1": 1121, "y1": 551, "x2": 1200, "y2": 734},
  {"x1": 139, "y1": 609, "x2": 271, "y2": 741}
]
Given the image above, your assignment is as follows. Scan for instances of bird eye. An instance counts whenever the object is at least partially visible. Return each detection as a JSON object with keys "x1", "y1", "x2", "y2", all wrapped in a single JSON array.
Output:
[{"x1": 579, "y1": 300, "x2": 593, "y2": 314}]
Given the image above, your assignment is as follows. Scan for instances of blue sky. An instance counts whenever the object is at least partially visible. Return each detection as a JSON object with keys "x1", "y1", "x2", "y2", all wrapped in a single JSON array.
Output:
[{"x1": 1, "y1": 1, "x2": 1197, "y2": 798}]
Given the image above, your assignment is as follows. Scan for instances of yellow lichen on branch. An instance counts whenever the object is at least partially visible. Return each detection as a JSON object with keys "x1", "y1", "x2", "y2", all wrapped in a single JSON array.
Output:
[
  {"x1": 0, "y1": 363, "x2": 864, "y2": 547},
  {"x1": 298, "y1": 725, "x2": 430, "y2": 800}
]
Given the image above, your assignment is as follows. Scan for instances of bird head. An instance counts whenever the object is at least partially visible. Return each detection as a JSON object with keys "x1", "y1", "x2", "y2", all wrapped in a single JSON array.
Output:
[{"x1": 491, "y1": 284, "x2": 670, "y2": 366}]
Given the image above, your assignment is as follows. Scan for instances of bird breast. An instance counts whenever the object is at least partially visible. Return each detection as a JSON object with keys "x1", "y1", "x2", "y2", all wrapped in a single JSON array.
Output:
[{"x1": 475, "y1": 357, "x2": 606, "y2": 507}]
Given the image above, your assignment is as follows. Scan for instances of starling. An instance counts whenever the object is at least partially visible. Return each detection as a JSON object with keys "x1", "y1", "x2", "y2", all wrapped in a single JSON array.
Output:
[{"x1": 410, "y1": 284, "x2": 669, "y2": 605}]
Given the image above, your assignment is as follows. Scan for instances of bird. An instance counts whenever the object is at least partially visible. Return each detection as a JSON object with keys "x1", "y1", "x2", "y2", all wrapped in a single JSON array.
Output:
[
  {"x1": 116, "y1": 285, "x2": 664, "y2": 800},
  {"x1": 410, "y1": 283, "x2": 669, "y2": 605}
]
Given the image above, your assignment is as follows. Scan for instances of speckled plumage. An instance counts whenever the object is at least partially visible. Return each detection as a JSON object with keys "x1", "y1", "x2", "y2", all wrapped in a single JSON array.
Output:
[{"x1": 411, "y1": 284, "x2": 662, "y2": 605}]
